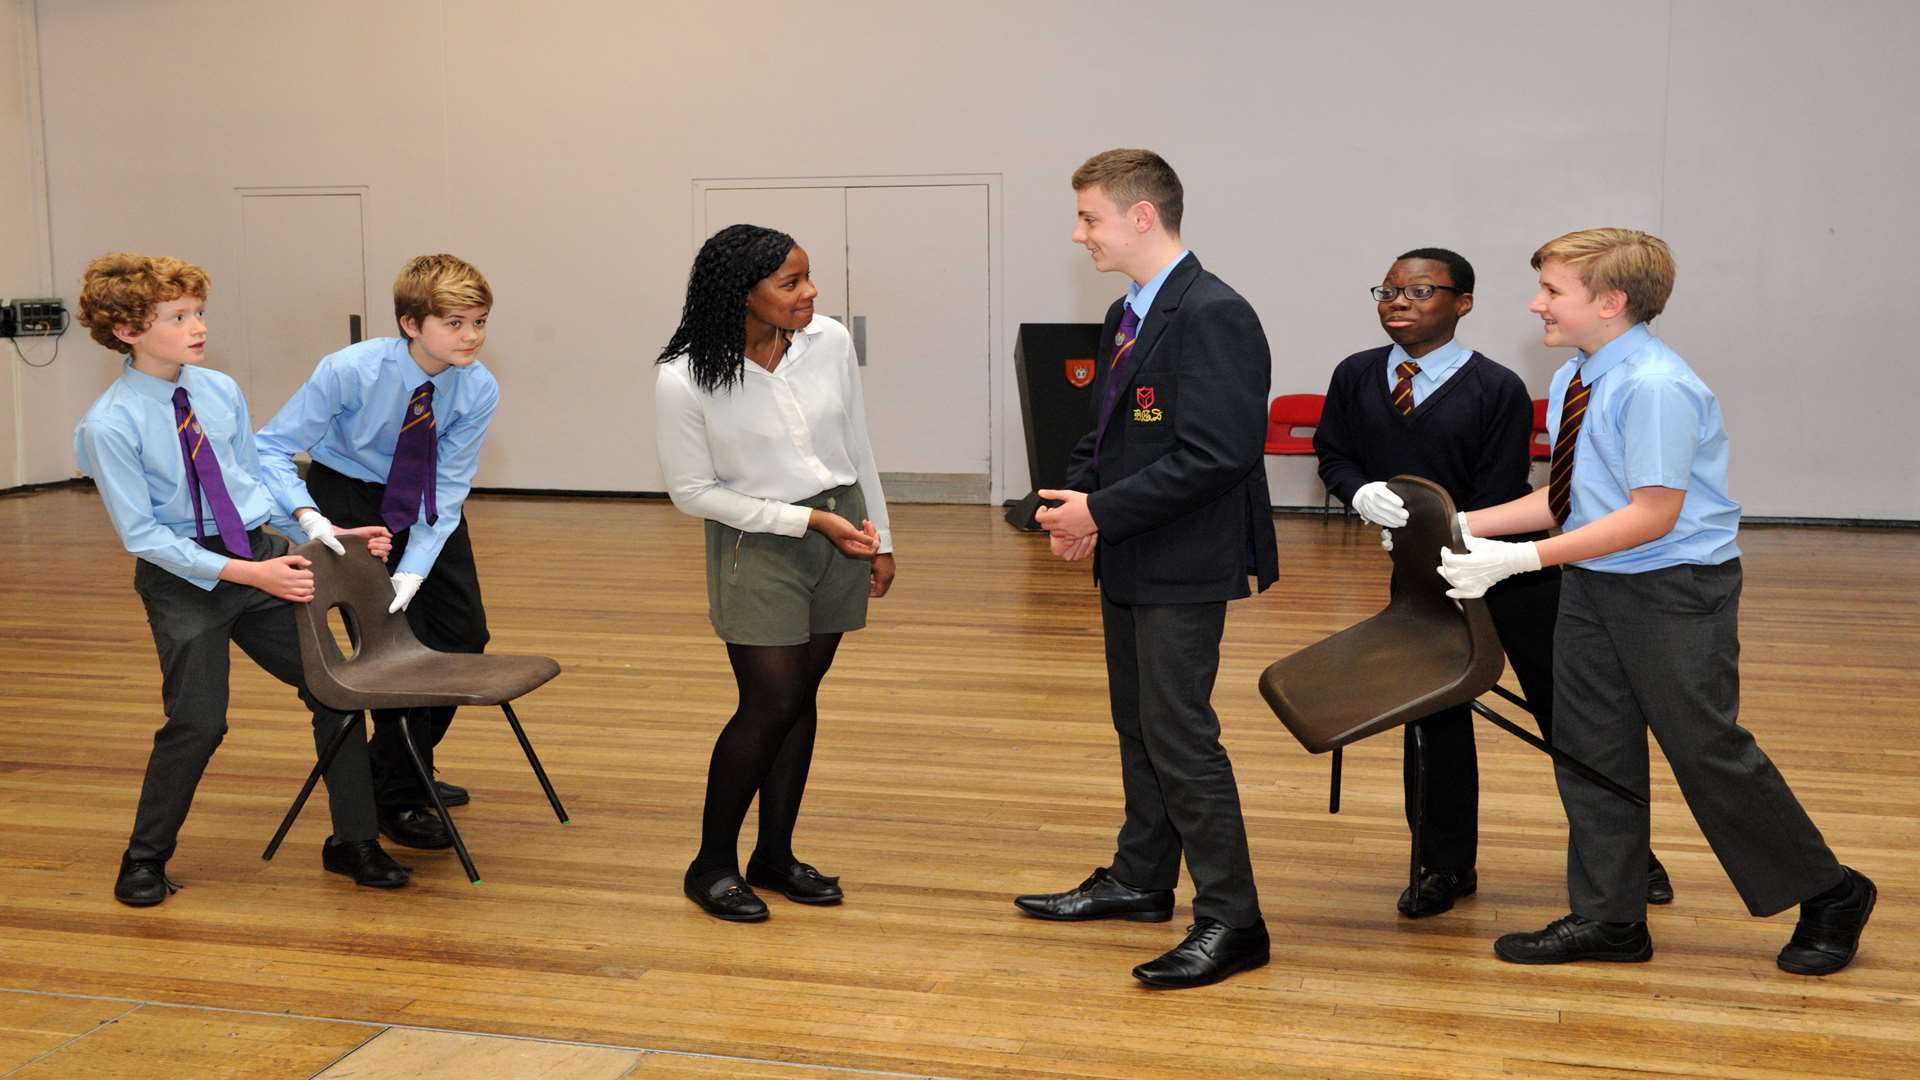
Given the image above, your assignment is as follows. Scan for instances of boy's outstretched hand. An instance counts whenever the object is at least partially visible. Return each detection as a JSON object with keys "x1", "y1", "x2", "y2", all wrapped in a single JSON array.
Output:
[
  {"x1": 1437, "y1": 537, "x2": 1541, "y2": 599},
  {"x1": 240, "y1": 554, "x2": 317, "y2": 603},
  {"x1": 334, "y1": 524, "x2": 394, "y2": 560}
]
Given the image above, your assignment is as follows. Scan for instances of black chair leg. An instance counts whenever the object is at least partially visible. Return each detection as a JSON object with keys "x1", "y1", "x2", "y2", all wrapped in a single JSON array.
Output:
[
  {"x1": 401, "y1": 707, "x2": 481, "y2": 884},
  {"x1": 263, "y1": 712, "x2": 362, "y2": 862},
  {"x1": 500, "y1": 702, "x2": 569, "y2": 824},
  {"x1": 1468, "y1": 699, "x2": 1649, "y2": 808},
  {"x1": 1328, "y1": 747, "x2": 1343, "y2": 814},
  {"x1": 1409, "y1": 722, "x2": 1428, "y2": 899}
]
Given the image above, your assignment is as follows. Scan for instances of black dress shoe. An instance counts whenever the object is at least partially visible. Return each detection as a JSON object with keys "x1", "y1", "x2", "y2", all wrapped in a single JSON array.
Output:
[
  {"x1": 684, "y1": 871, "x2": 769, "y2": 922},
  {"x1": 432, "y1": 777, "x2": 470, "y2": 808},
  {"x1": 1777, "y1": 866, "x2": 1876, "y2": 976},
  {"x1": 1014, "y1": 867, "x2": 1173, "y2": 922},
  {"x1": 114, "y1": 853, "x2": 179, "y2": 907},
  {"x1": 322, "y1": 837, "x2": 412, "y2": 888},
  {"x1": 1494, "y1": 913, "x2": 1653, "y2": 965},
  {"x1": 377, "y1": 805, "x2": 453, "y2": 850},
  {"x1": 1647, "y1": 852, "x2": 1674, "y2": 905},
  {"x1": 1397, "y1": 868, "x2": 1477, "y2": 918},
  {"x1": 745, "y1": 856, "x2": 843, "y2": 904},
  {"x1": 1132, "y1": 919, "x2": 1270, "y2": 989}
]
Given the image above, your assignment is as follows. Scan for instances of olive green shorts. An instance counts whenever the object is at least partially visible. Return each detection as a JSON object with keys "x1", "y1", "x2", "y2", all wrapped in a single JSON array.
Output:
[{"x1": 704, "y1": 484, "x2": 871, "y2": 646}]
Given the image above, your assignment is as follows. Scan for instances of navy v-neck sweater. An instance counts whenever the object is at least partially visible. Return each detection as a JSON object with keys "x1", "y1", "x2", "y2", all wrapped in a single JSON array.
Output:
[{"x1": 1312, "y1": 346, "x2": 1535, "y2": 513}]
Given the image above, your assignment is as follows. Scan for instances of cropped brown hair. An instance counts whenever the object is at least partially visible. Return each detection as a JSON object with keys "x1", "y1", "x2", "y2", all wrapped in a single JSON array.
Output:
[
  {"x1": 1531, "y1": 228, "x2": 1676, "y2": 324},
  {"x1": 393, "y1": 254, "x2": 493, "y2": 338},
  {"x1": 1072, "y1": 148, "x2": 1185, "y2": 236},
  {"x1": 77, "y1": 253, "x2": 210, "y2": 354}
]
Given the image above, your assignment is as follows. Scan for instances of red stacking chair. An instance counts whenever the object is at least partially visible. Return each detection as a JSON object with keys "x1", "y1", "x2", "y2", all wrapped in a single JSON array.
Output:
[
  {"x1": 1530, "y1": 399, "x2": 1552, "y2": 461},
  {"x1": 1264, "y1": 394, "x2": 1345, "y2": 522}
]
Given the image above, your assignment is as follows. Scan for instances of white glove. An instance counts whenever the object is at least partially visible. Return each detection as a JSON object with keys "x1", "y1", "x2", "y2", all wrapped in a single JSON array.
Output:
[
  {"x1": 295, "y1": 509, "x2": 346, "y2": 556},
  {"x1": 1438, "y1": 538, "x2": 1541, "y2": 599},
  {"x1": 1379, "y1": 527, "x2": 1394, "y2": 553},
  {"x1": 1351, "y1": 481, "x2": 1408, "y2": 528},
  {"x1": 1457, "y1": 512, "x2": 1476, "y2": 543},
  {"x1": 389, "y1": 572, "x2": 424, "y2": 614}
]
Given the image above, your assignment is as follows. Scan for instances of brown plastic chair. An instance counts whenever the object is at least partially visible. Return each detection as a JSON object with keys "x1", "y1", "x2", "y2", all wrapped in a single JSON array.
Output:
[
  {"x1": 1258, "y1": 475, "x2": 1643, "y2": 897},
  {"x1": 262, "y1": 534, "x2": 568, "y2": 884}
]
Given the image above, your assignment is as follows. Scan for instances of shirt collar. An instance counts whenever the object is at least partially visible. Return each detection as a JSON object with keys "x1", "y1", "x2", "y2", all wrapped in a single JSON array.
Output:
[
  {"x1": 118, "y1": 357, "x2": 185, "y2": 402},
  {"x1": 1126, "y1": 249, "x2": 1190, "y2": 320},
  {"x1": 1576, "y1": 322, "x2": 1653, "y2": 383},
  {"x1": 394, "y1": 338, "x2": 466, "y2": 390},
  {"x1": 1387, "y1": 338, "x2": 1470, "y2": 380}
]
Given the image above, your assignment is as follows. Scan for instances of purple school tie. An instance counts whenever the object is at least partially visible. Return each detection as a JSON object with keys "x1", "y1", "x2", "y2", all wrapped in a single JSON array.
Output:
[
  {"x1": 171, "y1": 387, "x2": 252, "y2": 559},
  {"x1": 1093, "y1": 304, "x2": 1143, "y2": 458},
  {"x1": 380, "y1": 380, "x2": 440, "y2": 534}
]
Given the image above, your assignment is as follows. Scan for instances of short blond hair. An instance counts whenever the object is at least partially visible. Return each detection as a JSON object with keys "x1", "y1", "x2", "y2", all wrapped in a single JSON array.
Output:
[
  {"x1": 77, "y1": 253, "x2": 210, "y2": 355},
  {"x1": 1531, "y1": 228, "x2": 1675, "y2": 323},
  {"x1": 1072, "y1": 148, "x2": 1184, "y2": 235},
  {"x1": 393, "y1": 254, "x2": 492, "y2": 338}
]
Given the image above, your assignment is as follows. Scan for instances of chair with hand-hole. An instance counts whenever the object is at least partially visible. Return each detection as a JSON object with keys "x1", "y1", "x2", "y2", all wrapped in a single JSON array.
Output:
[
  {"x1": 262, "y1": 534, "x2": 568, "y2": 884},
  {"x1": 1257, "y1": 474, "x2": 1644, "y2": 899}
]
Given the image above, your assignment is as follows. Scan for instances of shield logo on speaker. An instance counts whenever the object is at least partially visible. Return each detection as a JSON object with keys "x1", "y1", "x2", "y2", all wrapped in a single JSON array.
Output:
[
  {"x1": 1136, "y1": 386, "x2": 1155, "y2": 410},
  {"x1": 1064, "y1": 358, "x2": 1094, "y2": 389}
]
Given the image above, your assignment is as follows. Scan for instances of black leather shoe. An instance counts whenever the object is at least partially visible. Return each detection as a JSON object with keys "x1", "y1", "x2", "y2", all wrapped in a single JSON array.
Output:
[
  {"x1": 1132, "y1": 919, "x2": 1271, "y2": 989},
  {"x1": 377, "y1": 805, "x2": 453, "y2": 850},
  {"x1": 684, "y1": 872, "x2": 769, "y2": 922},
  {"x1": 1014, "y1": 867, "x2": 1173, "y2": 922},
  {"x1": 1494, "y1": 913, "x2": 1653, "y2": 965},
  {"x1": 1397, "y1": 868, "x2": 1477, "y2": 918},
  {"x1": 432, "y1": 777, "x2": 470, "y2": 808},
  {"x1": 1647, "y1": 852, "x2": 1674, "y2": 905},
  {"x1": 1777, "y1": 866, "x2": 1876, "y2": 976},
  {"x1": 322, "y1": 837, "x2": 411, "y2": 888},
  {"x1": 114, "y1": 853, "x2": 179, "y2": 907},
  {"x1": 745, "y1": 856, "x2": 843, "y2": 904}
]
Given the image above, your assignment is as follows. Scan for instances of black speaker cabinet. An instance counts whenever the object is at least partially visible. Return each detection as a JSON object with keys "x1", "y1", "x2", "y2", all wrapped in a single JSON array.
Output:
[{"x1": 1007, "y1": 322, "x2": 1103, "y2": 531}]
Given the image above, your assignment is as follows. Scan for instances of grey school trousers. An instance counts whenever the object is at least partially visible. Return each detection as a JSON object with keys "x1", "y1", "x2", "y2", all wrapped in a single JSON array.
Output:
[
  {"x1": 127, "y1": 530, "x2": 378, "y2": 862},
  {"x1": 1552, "y1": 560, "x2": 1844, "y2": 922}
]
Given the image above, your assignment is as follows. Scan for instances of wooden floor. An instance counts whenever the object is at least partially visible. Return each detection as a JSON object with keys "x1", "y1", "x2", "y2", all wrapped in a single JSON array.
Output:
[{"x1": 1, "y1": 488, "x2": 1916, "y2": 1079}]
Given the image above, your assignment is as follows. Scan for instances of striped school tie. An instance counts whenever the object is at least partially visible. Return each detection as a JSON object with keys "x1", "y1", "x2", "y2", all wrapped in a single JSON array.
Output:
[
  {"x1": 171, "y1": 387, "x2": 252, "y2": 558},
  {"x1": 1094, "y1": 304, "x2": 1143, "y2": 458},
  {"x1": 380, "y1": 380, "x2": 440, "y2": 534},
  {"x1": 1548, "y1": 370, "x2": 1591, "y2": 525},
  {"x1": 1392, "y1": 360, "x2": 1420, "y2": 415}
]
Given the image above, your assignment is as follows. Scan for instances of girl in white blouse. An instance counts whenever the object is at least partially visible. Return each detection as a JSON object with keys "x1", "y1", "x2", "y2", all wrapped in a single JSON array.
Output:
[{"x1": 655, "y1": 224, "x2": 895, "y2": 922}]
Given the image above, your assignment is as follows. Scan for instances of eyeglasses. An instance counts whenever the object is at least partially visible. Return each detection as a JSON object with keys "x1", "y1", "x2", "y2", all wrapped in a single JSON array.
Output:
[{"x1": 1371, "y1": 284, "x2": 1467, "y2": 302}]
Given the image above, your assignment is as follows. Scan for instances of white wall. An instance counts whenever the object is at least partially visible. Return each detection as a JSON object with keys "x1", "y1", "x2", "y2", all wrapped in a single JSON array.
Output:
[
  {"x1": 15, "y1": 0, "x2": 1920, "y2": 519},
  {"x1": 2, "y1": 0, "x2": 53, "y2": 489}
]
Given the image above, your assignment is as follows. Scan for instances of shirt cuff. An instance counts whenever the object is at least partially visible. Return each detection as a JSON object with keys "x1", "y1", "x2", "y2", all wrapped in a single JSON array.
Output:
[{"x1": 775, "y1": 502, "x2": 813, "y2": 538}]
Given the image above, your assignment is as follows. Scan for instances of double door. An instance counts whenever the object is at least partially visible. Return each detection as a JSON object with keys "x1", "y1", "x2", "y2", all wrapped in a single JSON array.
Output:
[{"x1": 700, "y1": 181, "x2": 992, "y2": 502}]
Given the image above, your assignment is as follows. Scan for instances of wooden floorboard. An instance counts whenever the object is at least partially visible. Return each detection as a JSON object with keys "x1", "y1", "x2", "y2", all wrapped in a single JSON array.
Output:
[{"x1": 1, "y1": 488, "x2": 1916, "y2": 1078}]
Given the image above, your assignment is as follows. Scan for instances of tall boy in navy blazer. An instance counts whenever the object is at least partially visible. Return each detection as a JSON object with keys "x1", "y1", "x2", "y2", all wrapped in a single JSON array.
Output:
[{"x1": 1016, "y1": 149, "x2": 1279, "y2": 990}]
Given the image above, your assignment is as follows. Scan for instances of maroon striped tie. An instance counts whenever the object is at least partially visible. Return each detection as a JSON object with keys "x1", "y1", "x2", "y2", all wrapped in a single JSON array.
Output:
[
  {"x1": 1548, "y1": 370, "x2": 1591, "y2": 525},
  {"x1": 1392, "y1": 360, "x2": 1420, "y2": 415}
]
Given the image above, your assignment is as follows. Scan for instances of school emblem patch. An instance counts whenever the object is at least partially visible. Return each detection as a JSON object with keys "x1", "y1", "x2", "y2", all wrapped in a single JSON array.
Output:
[
  {"x1": 1136, "y1": 386, "x2": 1155, "y2": 410},
  {"x1": 1065, "y1": 358, "x2": 1095, "y2": 389}
]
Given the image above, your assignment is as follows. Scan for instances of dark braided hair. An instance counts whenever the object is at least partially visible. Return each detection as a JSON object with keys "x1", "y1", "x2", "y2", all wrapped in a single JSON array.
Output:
[{"x1": 656, "y1": 223, "x2": 796, "y2": 393}]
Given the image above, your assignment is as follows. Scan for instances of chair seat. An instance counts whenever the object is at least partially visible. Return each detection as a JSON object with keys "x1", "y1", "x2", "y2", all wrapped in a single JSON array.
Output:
[
  {"x1": 1260, "y1": 608, "x2": 1488, "y2": 754},
  {"x1": 315, "y1": 651, "x2": 561, "y2": 711}
]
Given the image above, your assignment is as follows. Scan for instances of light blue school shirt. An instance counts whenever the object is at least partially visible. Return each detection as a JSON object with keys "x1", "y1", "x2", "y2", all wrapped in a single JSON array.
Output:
[
  {"x1": 1125, "y1": 249, "x2": 1191, "y2": 331},
  {"x1": 255, "y1": 337, "x2": 499, "y2": 579},
  {"x1": 73, "y1": 360, "x2": 295, "y2": 590},
  {"x1": 1385, "y1": 338, "x2": 1471, "y2": 407},
  {"x1": 1547, "y1": 323, "x2": 1741, "y2": 573}
]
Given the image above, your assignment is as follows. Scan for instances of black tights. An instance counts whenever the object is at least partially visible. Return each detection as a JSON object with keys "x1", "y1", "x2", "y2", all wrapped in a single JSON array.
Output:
[{"x1": 688, "y1": 633, "x2": 842, "y2": 883}]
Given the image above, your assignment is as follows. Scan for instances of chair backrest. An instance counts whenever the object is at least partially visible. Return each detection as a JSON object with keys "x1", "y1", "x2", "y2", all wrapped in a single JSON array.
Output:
[
  {"x1": 288, "y1": 534, "x2": 436, "y2": 711},
  {"x1": 1265, "y1": 393, "x2": 1325, "y2": 454},
  {"x1": 1257, "y1": 474, "x2": 1506, "y2": 752},
  {"x1": 1529, "y1": 398, "x2": 1551, "y2": 460}
]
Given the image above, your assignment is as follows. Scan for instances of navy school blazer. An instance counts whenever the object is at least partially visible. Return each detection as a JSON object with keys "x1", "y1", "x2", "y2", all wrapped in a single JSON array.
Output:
[{"x1": 1064, "y1": 253, "x2": 1281, "y2": 605}]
